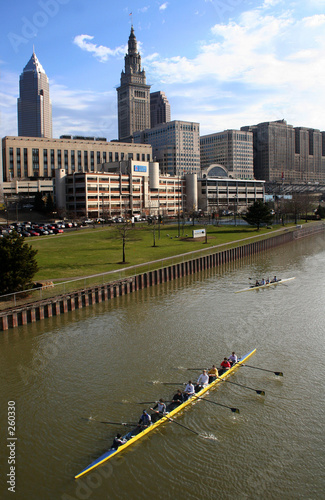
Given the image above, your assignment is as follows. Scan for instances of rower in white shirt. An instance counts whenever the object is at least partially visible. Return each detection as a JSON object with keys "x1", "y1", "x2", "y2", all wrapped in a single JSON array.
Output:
[
  {"x1": 183, "y1": 381, "x2": 195, "y2": 401},
  {"x1": 228, "y1": 352, "x2": 238, "y2": 366},
  {"x1": 196, "y1": 370, "x2": 209, "y2": 391}
]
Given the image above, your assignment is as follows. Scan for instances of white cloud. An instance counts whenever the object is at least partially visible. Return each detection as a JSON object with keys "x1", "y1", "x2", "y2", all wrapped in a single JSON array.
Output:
[
  {"x1": 159, "y1": 3, "x2": 168, "y2": 11},
  {"x1": 144, "y1": 10, "x2": 325, "y2": 130},
  {"x1": 73, "y1": 35, "x2": 126, "y2": 62}
]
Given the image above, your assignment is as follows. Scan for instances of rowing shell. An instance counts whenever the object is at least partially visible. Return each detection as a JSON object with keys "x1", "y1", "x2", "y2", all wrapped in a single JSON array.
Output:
[
  {"x1": 75, "y1": 348, "x2": 256, "y2": 479},
  {"x1": 235, "y1": 277, "x2": 296, "y2": 293}
]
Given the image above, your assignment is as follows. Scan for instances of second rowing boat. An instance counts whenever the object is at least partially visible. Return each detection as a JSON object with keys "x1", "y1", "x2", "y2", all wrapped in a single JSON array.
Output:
[{"x1": 235, "y1": 277, "x2": 296, "y2": 293}]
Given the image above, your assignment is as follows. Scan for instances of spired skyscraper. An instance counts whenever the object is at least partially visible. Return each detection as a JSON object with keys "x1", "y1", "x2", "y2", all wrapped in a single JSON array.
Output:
[
  {"x1": 17, "y1": 51, "x2": 52, "y2": 138},
  {"x1": 117, "y1": 26, "x2": 151, "y2": 142}
]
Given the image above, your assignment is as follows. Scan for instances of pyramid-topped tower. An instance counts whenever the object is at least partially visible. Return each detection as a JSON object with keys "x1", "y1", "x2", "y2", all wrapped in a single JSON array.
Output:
[{"x1": 18, "y1": 51, "x2": 52, "y2": 138}]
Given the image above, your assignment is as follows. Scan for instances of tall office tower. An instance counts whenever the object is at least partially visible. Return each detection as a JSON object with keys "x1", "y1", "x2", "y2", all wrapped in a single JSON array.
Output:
[
  {"x1": 117, "y1": 26, "x2": 151, "y2": 142},
  {"x1": 200, "y1": 130, "x2": 254, "y2": 180},
  {"x1": 17, "y1": 51, "x2": 52, "y2": 138},
  {"x1": 242, "y1": 120, "x2": 325, "y2": 184},
  {"x1": 134, "y1": 120, "x2": 200, "y2": 176},
  {"x1": 150, "y1": 91, "x2": 171, "y2": 128}
]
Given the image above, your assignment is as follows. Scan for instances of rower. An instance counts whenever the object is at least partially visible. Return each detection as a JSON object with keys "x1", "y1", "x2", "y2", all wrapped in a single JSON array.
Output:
[
  {"x1": 228, "y1": 352, "x2": 237, "y2": 366},
  {"x1": 208, "y1": 364, "x2": 219, "y2": 383},
  {"x1": 271, "y1": 276, "x2": 278, "y2": 283},
  {"x1": 219, "y1": 357, "x2": 231, "y2": 375},
  {"x1": 150, "y1": 399, "x2": 167, "y2": 422},
  {"x1": 138, "y1": 410, "x2": 151, "y2": 428},
  {"x1": 183, "y1": 380, "x2": 195, "y2": 401},
  {"x1": 111, "y1": 433, "x2": 127, "y2": 450},
  {"x1": 171, "y1": 389, "x2": 183, "y2": 408},
  {"x1": 196, "y1": 370, "x2": 209, "y2": 392}
]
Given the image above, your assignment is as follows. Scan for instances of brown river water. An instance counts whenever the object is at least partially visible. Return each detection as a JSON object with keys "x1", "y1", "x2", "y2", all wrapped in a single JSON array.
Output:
[{"x1": 1, "y1": 233, "x2": 325, "y2": 500}]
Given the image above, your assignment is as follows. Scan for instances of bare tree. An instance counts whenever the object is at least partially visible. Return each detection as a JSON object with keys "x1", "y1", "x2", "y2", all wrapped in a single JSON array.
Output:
[{"x1": 114, "y1": 220, "x2": 134, "y2": 263}]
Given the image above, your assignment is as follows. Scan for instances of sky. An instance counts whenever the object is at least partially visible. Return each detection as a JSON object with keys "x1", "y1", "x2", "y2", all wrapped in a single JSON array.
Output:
[{"x1": 1, "y1": 0, "x2": 325, "y2": 140}]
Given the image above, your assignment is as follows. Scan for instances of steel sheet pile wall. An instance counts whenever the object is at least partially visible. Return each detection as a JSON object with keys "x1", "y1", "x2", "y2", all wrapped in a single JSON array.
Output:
[{"x1": 0, "y1": 224, "x2": 323, "y2": 331}]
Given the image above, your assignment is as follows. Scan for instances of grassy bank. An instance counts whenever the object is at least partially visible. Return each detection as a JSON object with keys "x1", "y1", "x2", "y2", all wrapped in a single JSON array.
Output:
[{"x1": 29, "y1": 222, "x2": 294, "y2": 281}]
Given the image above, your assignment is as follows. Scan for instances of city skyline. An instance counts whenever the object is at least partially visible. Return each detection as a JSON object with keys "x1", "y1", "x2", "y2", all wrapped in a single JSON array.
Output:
[{"x1": 1, "y1": 0, "x2": 325, "y2": 140}]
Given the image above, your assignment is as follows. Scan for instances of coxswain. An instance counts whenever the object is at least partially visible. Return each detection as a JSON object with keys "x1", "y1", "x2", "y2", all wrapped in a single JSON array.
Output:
[
  {"x1": 219, "y1": 357, "x2": 231, "y2": 375},
  {"x1": 208, "y1": 365, "x2": 219, "y2": 383},
  {"x1": 228, "y1": 352, "x2": 237, "y2": 366}
]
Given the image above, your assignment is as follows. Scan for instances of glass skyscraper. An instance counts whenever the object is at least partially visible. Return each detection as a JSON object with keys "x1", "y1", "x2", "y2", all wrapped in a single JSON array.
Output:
[{"x1": 17, "y1": 51, "x2": 52, "y2": 138}]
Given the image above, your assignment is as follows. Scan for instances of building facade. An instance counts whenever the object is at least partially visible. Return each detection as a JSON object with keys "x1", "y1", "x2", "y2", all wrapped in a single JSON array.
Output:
[
  {"x1": 241, "y1": 120, "x2": 325, "y2": 184},
  {"x1": 134, "y1": 120, "x2": 201, "y2": 176},
  {"x1": 59, "y1": 160, "x2": 186, "y2": 218},
  {"x1": 198, "y1": 175, "x2": 265, "y2": 214},
  {"x1": 1, "y1": 136, "x2": 153, "y2": 182},
  {"x1": 17, "y1": 51, "x2": 52, "y2": 139},
  {"x1": 117, "y1": 27, "x2": 151, "y2": 142},
  {"x1": 200, "y1": 129, "x2": 254, "y2": 180},
  {"x1": 150, "y1": 91, "x2": 171, "y2": 128}
]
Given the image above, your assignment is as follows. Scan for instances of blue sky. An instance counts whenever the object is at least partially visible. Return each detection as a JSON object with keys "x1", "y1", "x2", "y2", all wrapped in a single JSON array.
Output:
[{"x1": 1, "y1": 0, "x2": 325, "y2": 140}]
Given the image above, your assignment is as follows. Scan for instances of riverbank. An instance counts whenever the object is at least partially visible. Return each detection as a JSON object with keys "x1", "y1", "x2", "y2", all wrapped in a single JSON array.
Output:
[{"x1": 1, "y1": 221, "x2": 323, "y2": 330}]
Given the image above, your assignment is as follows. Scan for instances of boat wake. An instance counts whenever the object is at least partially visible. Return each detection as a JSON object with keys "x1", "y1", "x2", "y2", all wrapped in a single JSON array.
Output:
[
  {"x1": 86, "y1": 416, "x2": 97, "y2": 423},
  {"x1": 200, "y1": 432, "x2": 218, "y2": 441}
]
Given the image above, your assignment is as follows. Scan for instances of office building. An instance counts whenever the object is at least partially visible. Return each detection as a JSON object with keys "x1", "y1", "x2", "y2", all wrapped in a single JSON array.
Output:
[
  {"x1": 58, "y1": 160, "x2": 185, "y2": 218},
  {"x1": 150, "y1": 91, "x2": 171, "y2": 128},
  {"x1": 241, "y1": 120, "x2": 325, "y2": 184},
  {"x1": 1, "y1": 135, "x2": 153, "y2": 201},
  {"x1": 200, "y1": 130, "x2": 254, "y2": 180},
  {"x1": 198, "y1": 175, "x2": 265, "y2": 215},
  {"x1": 117, "y1": 27, "x2": 151, "y2": 142},
  {"x1": 17, "y1": 51, "x2": 52, "y2": 138},
  {"x1": 134, "y1": 120, "x2": 201, "y2": 176},
  {"x1": 2, "y1": 136, "x2": 152, "y2": 181}
]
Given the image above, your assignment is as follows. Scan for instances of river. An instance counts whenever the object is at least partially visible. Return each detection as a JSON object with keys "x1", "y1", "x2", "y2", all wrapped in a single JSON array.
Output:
[{"x1": 1, "y1": 233, "x2": 324, "y2": 500}]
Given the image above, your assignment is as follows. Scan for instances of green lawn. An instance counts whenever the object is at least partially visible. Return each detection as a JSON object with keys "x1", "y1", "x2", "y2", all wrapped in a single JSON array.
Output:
[{"x1": 29, "y1": 222, "x2": 291, "y2": 281}]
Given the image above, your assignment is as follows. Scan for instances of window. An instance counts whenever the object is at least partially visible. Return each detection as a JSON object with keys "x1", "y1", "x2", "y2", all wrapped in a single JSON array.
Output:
[
  {"x1": 32, "y1": 148, "x2": 39, "y2": 174},
  {"x1": 57, "y1": 149, "x2": 62, "y2": 168},
  {"x1": 43, "y1": 149, "x2": 48, "y2": 176}
]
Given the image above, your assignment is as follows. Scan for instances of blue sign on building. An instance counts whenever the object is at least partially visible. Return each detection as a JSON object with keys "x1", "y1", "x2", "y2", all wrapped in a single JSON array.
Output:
[{"x1": 134, "y1": 165, "x2": 147, "y2": 173}]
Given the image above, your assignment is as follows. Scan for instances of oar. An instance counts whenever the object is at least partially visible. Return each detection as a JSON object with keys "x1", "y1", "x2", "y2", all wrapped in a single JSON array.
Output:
[
  {"x1": 241, "y1": 365, "x2": 283, "y2": 376},
  {"x1": 217, "y1": 377, "x2": 265, "y2": 396},
  {"x1": 137, "y1": 400, "x2": 172, "y2": 405},
  {"x1": 160, "y1": 382, "x2": 186, "y2": 385},
  {"x1": 196, "y1": 397, "x2": 240, "y2": 413},
  {"x1": 82, "y1": 417, "x2": 137, "y2": 426},
  {"x1": 165, "y1": 416, "x2": 200, "y2": 436}
]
